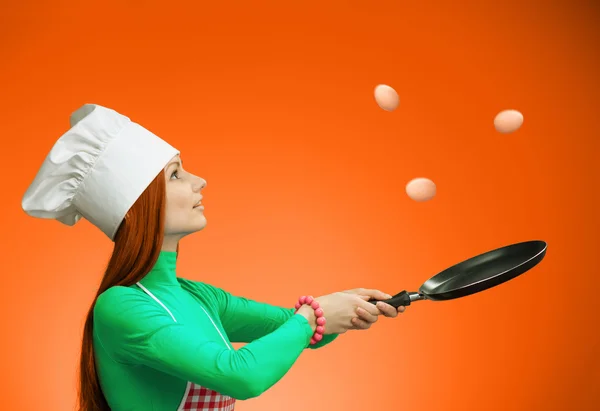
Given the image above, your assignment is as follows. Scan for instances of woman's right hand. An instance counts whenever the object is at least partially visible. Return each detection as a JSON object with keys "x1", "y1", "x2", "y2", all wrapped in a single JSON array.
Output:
[{"x1": 296, "y1": 292, "x2": 382, "y2": 335}]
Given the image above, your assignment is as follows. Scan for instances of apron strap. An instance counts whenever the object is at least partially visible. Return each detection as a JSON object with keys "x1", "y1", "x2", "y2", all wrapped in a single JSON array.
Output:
[{"x1": 136, "y1": 282, "x2": 178, "y2": 322}]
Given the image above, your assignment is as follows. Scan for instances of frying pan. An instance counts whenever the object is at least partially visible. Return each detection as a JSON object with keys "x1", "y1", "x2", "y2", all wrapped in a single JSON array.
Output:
[{"x1": 369, "y1": 240, "x2": 547, "y2": 308}]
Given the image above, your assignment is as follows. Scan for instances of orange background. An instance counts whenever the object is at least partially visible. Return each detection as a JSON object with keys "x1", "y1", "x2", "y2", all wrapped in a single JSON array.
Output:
[{"x1": 1, "y1": 1, "x2": 598, "y2": 410}]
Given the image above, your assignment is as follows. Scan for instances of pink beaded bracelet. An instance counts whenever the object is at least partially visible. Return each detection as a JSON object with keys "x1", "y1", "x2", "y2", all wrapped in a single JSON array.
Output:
[{"x1": 294, "y1": 295, "x2": 326, "y2": 345}]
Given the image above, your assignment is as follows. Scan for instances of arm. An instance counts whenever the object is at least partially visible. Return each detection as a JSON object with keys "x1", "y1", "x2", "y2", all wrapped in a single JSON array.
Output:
[
  {"x1": 181, "y1": 279, "x2": 339, "y2": 349},
  {"x1": 94, "y1": 286, "x2": 315, "y2": 400}
]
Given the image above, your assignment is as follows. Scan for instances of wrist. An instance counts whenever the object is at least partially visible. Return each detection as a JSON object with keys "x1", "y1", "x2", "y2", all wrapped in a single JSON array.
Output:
[
  {"x1": 296, "y1": 305, "x2": 317, "y2": 332},
  {"x1": 294, "y1": 295, "x2": 326, "y2": 345}
]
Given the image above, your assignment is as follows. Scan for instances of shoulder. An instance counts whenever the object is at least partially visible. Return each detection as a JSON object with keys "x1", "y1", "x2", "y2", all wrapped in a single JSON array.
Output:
[
  {"x1": 93, "y1": 285, "x2": 165, "y2": 330},
  {"x1": 94, "y1": 285, "x2": 144, "y2": 314},
  {"x1": 92, "y1": 285, "x2": 177, "y2": 363}
]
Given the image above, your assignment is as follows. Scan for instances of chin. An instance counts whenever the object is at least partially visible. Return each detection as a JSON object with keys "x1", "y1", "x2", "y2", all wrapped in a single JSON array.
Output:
[
  {"x1": 193, "y1": 218, "x2": 207, "y2": 232},
  {"x1": 178, "y1": 215, "x2": 207, "y2": 235}
]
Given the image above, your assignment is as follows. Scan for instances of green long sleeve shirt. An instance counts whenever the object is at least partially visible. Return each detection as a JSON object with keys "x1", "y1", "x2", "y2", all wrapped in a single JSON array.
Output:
[{"x1": 93, "y1": 251, "x2": 338, "y2": 410}]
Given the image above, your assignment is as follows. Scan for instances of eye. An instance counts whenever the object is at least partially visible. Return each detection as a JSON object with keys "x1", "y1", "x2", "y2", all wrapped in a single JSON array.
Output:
[{"x1": 170, "y1": 170, "x2": 179, "y2": 180}]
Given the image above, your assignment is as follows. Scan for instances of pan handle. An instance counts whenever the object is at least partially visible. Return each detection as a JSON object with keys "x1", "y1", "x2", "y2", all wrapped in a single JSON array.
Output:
[{"x1": 368, "y1": 290, "x2": 417, "y2": 308}]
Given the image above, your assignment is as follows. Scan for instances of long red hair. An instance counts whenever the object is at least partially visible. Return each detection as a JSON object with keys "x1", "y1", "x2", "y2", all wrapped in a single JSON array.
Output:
[{"x1": 77, "y1": 171, "x2": 176, "y2": 410}]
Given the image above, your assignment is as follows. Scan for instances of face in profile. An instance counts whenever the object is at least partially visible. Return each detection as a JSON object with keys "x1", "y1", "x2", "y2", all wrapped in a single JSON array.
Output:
[{"x1": 163, "y1": 154, "x2": 207, "y2": 242}]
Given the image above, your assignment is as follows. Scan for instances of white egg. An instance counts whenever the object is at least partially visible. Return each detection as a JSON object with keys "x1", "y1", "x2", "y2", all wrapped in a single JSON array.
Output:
[
  {"x1": 406, "y1": 177, "x2": 436, "y2": 202},
  {"x1": 494, "y1": 109, "x2": 524, "y2": 133},
  {"x1": 374, "y1": 84, "x2": 399, "y2": 111}
]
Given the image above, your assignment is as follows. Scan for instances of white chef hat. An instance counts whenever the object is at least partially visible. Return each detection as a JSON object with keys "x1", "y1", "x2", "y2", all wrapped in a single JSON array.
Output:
[{"x1": 22, "y1": 103, "x2": 179, "y2": 241}]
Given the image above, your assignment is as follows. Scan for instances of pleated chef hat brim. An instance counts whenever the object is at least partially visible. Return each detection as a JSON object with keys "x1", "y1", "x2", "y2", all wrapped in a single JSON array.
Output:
[{"x1": 22, "y1": 103, "x2": 179, "y2": 241}]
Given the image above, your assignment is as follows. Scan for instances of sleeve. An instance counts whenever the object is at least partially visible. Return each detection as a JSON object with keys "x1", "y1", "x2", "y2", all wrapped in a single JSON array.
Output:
[
  {"x1": 93, "y1": 286, "x2": 314, "y2": 400},
  {"x1": 183, "y1": 280, "x2": 339, "y2": 349}
]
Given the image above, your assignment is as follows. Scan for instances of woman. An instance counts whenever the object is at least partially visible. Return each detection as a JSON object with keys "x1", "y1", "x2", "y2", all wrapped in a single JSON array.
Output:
[{"x1": 22, "y1": 104, "x2": 406, "y2": 411}]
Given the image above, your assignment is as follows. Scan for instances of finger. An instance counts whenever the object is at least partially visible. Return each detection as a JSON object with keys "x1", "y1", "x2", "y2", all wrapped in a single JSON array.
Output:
[
  {"x1": 357, "y1": 298, "x2": 384, "y2": 316},
  {"x1": 375, "y1": 301, "x2": 398, "y2": 318},
  {"x1": 357, "y1": 307, "x2": 379, "y2": 323},
  {"x1": 351, "y1": 316, "x2": 371, "y2": 330},
  {"x1": 360, "y1": 289, "x2": 393, "y2": 301},
  {"x1": 398, "y1": 306, "x2": 406, "y2": 313}
]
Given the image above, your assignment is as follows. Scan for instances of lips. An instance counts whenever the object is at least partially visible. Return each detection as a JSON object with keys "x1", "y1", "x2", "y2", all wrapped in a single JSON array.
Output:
[{"x1": 193, "y1": 198, "x2": 203, "y2": 208}]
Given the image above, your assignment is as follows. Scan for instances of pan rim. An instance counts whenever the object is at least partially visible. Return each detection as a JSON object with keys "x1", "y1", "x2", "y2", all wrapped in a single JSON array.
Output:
[{"x1": 419, "y1": 240, "x2": 547, "y2": 299}]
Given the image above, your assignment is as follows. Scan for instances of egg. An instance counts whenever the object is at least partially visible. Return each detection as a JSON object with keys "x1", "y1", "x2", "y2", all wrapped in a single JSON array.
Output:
[
  {"x1": 374, "y1": 84, "x2": 399, "y2": 111},
  {"x1": 494, "y1": 109, "x2": 524, "y2": 133},
  {"x1": 406, "y1": 177, "x2": 436, "y2": 202}
]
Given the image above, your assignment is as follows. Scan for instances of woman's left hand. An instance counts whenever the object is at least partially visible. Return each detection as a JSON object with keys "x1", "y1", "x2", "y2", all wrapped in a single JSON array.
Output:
[{"x1": 343, "y1": 288, "x2": 407, "y2": 330}]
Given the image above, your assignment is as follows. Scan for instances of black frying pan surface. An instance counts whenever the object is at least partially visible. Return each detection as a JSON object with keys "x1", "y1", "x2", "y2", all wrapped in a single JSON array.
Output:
[{"x1": 370, "y1": 240, "x2": 547, "y2": 308}]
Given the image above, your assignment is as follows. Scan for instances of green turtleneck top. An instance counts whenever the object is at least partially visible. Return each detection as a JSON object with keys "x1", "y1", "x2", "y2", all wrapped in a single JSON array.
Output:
[{"x1": 92, "y1": 251, "x2": 338, "y2": 410}]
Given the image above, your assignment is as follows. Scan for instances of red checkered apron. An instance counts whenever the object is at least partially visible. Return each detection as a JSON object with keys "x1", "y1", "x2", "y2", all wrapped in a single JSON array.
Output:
[
  {"x1": 178, "y1": 382, "x2": 236, "y2": 410},
  {"x1": 136, "y1": 282, "x2": 237, "y2": 411}
]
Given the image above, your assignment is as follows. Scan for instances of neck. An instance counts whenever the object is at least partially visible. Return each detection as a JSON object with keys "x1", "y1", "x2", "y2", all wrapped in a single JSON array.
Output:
[
  {"x1": 139, "y1": 250, "x2": 180, "y2": 287},
  {"x1": 161, "y1": 236, "x2": 180, "y2": 252}
]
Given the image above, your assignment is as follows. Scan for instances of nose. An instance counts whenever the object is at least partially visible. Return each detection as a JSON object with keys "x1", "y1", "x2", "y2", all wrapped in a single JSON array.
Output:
[{"x1": 192, "y1": 176, "x2": 206, "y2": 192}]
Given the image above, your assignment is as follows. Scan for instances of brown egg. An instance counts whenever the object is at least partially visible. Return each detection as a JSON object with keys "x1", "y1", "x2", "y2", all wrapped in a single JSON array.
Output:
[
  {"x1": 494, "y1": 109, "x2": 524, "y2": 133},
  {"x1": 374, "y1": 84, "x2": 399, "y2": 111},
  {"x1": 406, "y1": 177, "x2": 436, "y2": 202}
]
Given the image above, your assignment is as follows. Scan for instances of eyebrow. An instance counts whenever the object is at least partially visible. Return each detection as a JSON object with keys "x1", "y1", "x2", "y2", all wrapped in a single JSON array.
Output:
[{"x1": 167, "y1": 159, "x2": 183, "y2": 169}]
